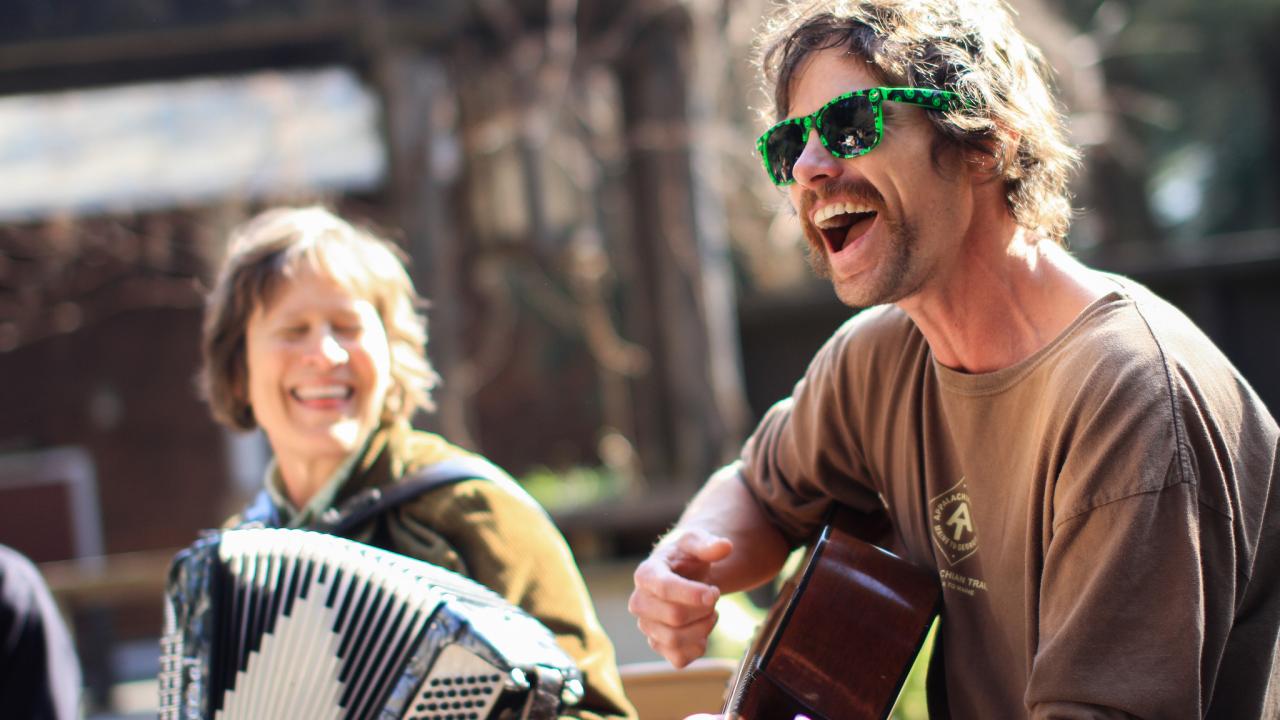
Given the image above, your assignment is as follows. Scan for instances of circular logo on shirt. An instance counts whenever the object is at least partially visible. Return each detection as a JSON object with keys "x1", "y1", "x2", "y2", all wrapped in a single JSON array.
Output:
[{"x1": 930, "y1": 478, "x2": 979, "y2": 565}]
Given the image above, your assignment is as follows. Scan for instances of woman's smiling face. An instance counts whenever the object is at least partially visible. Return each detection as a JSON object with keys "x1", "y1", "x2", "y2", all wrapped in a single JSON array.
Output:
[{"x1": 243, "y1": 268, "x2": 393, "y2": 470}]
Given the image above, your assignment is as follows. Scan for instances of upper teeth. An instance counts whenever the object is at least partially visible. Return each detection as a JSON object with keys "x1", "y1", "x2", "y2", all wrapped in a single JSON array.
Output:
[
  {"x1": 815, "y1": 202, "x2": 876, "y2": 227},
  {"x1": 294, "y1": 385, "x2": 349, "y2": 400}
]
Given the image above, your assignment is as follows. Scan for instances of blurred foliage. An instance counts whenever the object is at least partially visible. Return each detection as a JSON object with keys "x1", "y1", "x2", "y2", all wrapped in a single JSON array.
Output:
[
  {"x1": 517, "y1": 464, "x2": 623, "y2": 512},
  {"x1": 894, "y1": 622, "x2": 936, "y2": 720}
]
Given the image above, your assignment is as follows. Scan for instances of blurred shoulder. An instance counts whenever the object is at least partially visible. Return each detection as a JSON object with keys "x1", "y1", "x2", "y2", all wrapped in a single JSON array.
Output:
[
  {"x1": 394, "y1": 429, "x2": 548, "y2": 522},
  {"x1": 0, "y1": 544, "x2": 41, "y2": 586}
]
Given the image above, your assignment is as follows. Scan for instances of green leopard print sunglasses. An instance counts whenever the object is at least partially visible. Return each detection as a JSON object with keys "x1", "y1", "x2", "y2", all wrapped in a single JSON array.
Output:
[{"x1": 757, "y1": 86, "x2": 966, "y2": 186}]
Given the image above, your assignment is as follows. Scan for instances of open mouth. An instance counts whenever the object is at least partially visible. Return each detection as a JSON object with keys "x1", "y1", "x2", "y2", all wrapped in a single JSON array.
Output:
[{"x1": 815, "y1": 202, "x2": 878, "y2": 253}]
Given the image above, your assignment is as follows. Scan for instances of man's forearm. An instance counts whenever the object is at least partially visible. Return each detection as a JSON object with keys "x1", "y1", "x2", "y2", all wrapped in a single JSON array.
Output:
[{"x1": 664, "y1": 464, "x2": 792, "y2": 593}]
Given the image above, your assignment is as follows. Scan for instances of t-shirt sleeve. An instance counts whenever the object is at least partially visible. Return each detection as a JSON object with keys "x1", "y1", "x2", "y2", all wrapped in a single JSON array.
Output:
[
  {"x1": 393, "y1": 480, "x2": 637, "y2": 720},
  {"x1": 1027, "y1": 460, "x2": 1230, "y2": 719},
  {"x1": 738, "y1": 317, "x2": 885, "y2": 546}
]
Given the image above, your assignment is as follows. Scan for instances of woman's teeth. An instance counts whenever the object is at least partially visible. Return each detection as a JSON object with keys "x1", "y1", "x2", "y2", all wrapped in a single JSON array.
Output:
[{"x1": 292, "y1": 385, "x2": 351, "y2": 401}]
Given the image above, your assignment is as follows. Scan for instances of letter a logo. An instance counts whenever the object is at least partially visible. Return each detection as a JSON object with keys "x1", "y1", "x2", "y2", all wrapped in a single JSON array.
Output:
[
  {"x1": 929, "y1": 478, "x2": 979, "y2": 565},
  {"x1": 946, "y1": 503, "x2": 973, "y2": 542}
]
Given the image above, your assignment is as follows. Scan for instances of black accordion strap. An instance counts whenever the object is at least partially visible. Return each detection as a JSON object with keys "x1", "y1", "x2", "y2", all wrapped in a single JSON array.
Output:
[{"x1": 306, "y1": 455, "x2": 508, "y2": 538}]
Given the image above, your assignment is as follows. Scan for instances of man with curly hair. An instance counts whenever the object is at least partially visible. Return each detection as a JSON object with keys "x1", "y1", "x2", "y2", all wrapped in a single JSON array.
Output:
[{"x1": 629, "y1": 1, "x2": 1280, "y2": 717}]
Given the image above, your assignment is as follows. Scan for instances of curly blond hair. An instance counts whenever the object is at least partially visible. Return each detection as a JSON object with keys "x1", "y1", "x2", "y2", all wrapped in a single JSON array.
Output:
[{"x1": 199, "y1": 206, "x2": 439, "y2": 430}]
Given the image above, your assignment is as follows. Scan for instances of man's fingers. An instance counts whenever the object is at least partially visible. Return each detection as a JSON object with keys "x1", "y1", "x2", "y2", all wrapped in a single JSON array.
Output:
[
  {"x1": 633, "y1": 557, "x2": 721, "y2": 608},
  {"x1": 628, "y1": 587, "x2": 715, "y2": 628},
  {"x1": 636, "y1": 610, "x2": 719, "y2": 667},
  {"x1": 673, "y1": 529, "x2": 734, "y2": 565},
  {"x1": 646, "y1": 633, "x2": 709, "y2": 669},
  {"x1": 632, "y1": 529, "x2": 732, "y2": 605},
  {"x1": 635, "y1": 609, "x2": 719, "y2": 648},
  {"x1": 642, "y1": 625, "x2": 708, "y2": 653}
]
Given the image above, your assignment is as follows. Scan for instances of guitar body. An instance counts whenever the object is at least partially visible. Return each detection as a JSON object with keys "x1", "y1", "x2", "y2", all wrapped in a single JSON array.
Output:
[{"x1": 725, "y1": 507, "x2": 940, "y2": 720}]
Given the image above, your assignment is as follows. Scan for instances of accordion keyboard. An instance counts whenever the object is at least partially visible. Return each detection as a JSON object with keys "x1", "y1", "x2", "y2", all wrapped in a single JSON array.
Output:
[{"x1": 160, "y1": 528, "x2": 582, "y2": 720}]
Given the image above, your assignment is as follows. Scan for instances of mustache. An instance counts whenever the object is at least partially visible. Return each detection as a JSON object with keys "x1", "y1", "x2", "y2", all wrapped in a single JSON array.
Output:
[{"x1": 798, "y1": 179, "x2": 885, "y2": 219}]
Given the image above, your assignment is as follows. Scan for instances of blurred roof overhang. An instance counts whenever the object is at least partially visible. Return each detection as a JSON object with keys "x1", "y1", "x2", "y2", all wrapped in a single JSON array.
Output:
[
  {"x1": 0, "y1": 0, "x2": 642, "y2": 96},
  {"x1": 0, "y1": 1, "x2": 487, "y2": 96}
]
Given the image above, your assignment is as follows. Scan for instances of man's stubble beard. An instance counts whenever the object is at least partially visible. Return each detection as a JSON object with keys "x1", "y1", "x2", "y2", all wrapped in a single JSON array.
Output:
[{"x1": 802, "y1": 210, "x2": 926, "y2": 310}]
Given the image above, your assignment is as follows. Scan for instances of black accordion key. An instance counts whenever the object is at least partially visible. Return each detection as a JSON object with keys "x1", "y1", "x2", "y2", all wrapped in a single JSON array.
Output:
[{"x1": 160, "y1": 528, "x2": 584, "y2": 719}]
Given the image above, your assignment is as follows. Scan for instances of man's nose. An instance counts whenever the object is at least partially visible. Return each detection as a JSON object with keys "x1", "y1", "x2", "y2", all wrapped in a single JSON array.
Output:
[{"x1": 790, "y1": 128, "x2": 842, "y2": 188}]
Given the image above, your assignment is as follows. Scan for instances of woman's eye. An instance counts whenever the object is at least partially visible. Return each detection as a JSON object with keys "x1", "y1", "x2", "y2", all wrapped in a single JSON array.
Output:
[{"x1": 281, "y1": 325, "x2": 308, "y2": 338}]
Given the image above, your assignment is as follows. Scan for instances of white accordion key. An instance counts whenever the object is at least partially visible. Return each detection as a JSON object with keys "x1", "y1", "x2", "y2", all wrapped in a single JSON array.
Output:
[
  {"x1": 216, "y1": 581, "x2": 345, "y2": 720},
  {"x1": 160, "y1": 527, "x2": 582, "y2": 719}
]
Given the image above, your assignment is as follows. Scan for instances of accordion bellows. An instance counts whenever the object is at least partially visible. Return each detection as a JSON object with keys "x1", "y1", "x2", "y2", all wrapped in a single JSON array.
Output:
[{"x1": 160, "y1": 528, "x2": 584, "y2": 719}]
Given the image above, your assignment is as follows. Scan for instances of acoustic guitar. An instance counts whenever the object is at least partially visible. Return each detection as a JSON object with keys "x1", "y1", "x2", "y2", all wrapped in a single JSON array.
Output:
[{"x1": 723, "y1": 506, "x2": 940, "y2": 720}]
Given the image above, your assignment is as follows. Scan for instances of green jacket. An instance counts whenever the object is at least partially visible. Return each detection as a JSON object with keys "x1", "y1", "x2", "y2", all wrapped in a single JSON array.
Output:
[{"x1": 234, "y1": 422, "x2": 636, "y2": 720}]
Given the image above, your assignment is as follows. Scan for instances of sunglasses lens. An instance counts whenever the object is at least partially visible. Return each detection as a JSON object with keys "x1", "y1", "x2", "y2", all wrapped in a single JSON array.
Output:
[
  {"x1": 763, "y1": 122, "x2": 807, "y2": 184},
  {"x1": 820, "y1": 94, "x2": 878, "y2": 157}
]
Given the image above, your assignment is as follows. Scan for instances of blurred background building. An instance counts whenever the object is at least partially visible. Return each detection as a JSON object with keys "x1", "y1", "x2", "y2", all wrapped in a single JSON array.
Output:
[{"x1": 0, "y1": 0, "x2": 1276, "y2": 717}]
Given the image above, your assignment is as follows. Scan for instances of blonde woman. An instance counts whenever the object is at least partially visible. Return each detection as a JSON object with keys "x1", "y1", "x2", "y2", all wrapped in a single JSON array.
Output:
[{"x1": 199, "y1": 206, "x2": 634, "y2": 719}]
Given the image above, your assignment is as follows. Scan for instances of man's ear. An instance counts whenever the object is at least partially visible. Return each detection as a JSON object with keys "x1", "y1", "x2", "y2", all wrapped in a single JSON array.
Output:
[{"x1": 965, "y1": 127, "x2": 1020, "y2": 180}]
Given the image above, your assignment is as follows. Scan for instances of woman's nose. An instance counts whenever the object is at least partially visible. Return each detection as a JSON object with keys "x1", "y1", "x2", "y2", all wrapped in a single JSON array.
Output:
[
  {"x1": 306, "y1": 330, "x2": 348, "y2": 365},
  {"x1": 790, "y1": 128, "x2": 842, "y2": 188}
]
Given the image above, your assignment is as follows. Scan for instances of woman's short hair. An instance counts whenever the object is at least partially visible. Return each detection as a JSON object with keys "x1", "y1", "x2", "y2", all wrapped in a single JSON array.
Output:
[
  {"x1": 758, "y1": 0, "x2": 1080, "y2": 242},
  {"x1": 199, "y1": 206, "x2": 439, "y2": 431}
]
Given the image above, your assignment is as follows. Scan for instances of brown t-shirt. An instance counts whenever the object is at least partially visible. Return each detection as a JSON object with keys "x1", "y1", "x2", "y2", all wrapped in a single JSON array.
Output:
[{"x1": 739, "y1": 277, "x2": 1280, "y2": 719}]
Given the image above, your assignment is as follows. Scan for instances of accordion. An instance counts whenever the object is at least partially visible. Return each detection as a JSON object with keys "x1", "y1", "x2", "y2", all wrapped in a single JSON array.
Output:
[{"x1": 160, "y1": 527, "x2": 584, "y2": 719}]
